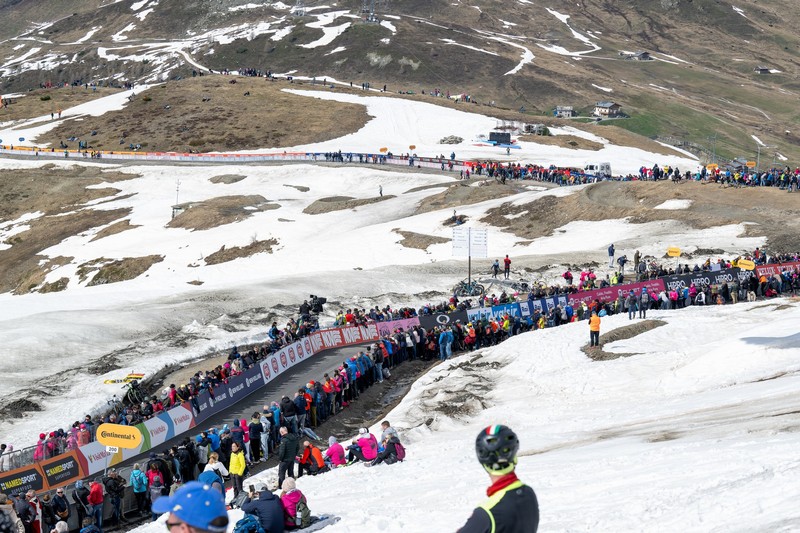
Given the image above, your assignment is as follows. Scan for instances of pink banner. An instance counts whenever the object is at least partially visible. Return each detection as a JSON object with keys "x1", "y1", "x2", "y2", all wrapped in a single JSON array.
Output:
[{"x1": 567, "y1": 279, "x2": 665, "y2": 307}]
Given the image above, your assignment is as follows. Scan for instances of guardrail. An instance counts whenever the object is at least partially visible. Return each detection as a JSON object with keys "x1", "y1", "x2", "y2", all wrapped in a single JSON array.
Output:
[{"x1": 0, "y1": 146, "x2": 471, "y2": 171}]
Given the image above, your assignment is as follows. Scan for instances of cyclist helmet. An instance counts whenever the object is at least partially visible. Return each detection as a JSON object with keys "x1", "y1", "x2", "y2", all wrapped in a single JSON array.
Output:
[{"x1": 476, "y1": 425, "x2": 519, "y2": 474}]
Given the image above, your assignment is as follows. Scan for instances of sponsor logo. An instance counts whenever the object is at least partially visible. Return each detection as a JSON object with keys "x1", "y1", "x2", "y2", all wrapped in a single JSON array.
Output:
[
  {"x1": 45, "y1": 460, "x2": 75, "y2": 477},
  {"x1": 172, "y1": 414, "x2": 191, "y2": 425},
  {"x1": 149, "y1": 426, "x2": 166, "y2": 438},
  {"x1": 246, "y1": 374, "x2": 260, "y2": 387}
]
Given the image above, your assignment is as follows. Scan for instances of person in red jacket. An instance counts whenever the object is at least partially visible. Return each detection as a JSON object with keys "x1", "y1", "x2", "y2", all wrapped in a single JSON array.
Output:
[
  {"x1": 87, "y1": 479, "x2": 104, "y2": 532},
  {"x1": 503, "y1": 255, "x2": 511, "y2": 279},
  {"x1": 297, "y1": 441, "x2": 329, "y2": 477}
]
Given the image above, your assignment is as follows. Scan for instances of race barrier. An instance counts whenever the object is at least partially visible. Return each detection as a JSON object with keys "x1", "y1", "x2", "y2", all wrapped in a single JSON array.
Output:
[{"x1": 0, "y1": 146, "x2": 471, "y2": 171}]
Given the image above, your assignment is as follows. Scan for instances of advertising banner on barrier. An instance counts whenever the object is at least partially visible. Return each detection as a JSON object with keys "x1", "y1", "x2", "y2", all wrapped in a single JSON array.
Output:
[
  {"x1": 194, "y1": 364, "x2": 267, "y2": 424},
  {"x1": 567, "y1": 279, "x2": 665, "y2": 307},
  {"x1": 755, "y1": 261, "x2": 800, "y2": 277},
  {"x1": 0, "y1": 465, "x2": 45, "y2": 495},
  {"x1": 375, "y1": 317, "x2": 420, "y2": 336},
  {"x1": 419, "y1": 310, "x2": 469, "y2": 330},
  {"x1": 39, "y1": 451, "x2": 84, "y2": 489},
  {"x1": 307, "y1": 323, "x2": 380, "y2": 352},
  {"x1": 467, "y1": 303, "x2": 522, "y2": 322},
  {"x1": 79, "y1": 441, "x2": 121, "y2": 476},
  {"x1": 143, "y1": 414, "x2": 170, "y2": 448}
]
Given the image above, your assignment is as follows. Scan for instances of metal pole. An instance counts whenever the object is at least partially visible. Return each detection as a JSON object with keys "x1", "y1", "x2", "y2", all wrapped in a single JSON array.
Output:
[
  {"x1": 756, "y1": 144, "x2": 760, "y2": 173},
  {"x1": 468, "y1": 227, "x2": 472, "y2": 287}
]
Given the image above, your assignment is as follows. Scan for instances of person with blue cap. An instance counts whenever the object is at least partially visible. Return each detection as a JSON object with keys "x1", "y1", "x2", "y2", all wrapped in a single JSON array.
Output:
[{"x1": 152, "y1": 481, "x2": 229, "y2": 533}]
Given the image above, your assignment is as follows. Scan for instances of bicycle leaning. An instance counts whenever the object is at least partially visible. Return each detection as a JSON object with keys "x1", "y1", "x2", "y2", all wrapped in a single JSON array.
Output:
[{"x1": 454, "y1": 278, "x2": 486, "y2": 297}]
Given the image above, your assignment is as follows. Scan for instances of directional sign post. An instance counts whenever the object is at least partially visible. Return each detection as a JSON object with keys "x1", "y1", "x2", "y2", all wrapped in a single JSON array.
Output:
[{"x1": 453, "y1": 227, "x2": 488, "y2": 287}]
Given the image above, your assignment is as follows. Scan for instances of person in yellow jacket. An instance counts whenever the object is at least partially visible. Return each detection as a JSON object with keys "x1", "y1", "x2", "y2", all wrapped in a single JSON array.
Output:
[
  {"x1": 589, "y1": 311, "x2": 601, "y2": 347},
  {"x1": 228, "y1": 442, "x2": 247, "y2": 498}
]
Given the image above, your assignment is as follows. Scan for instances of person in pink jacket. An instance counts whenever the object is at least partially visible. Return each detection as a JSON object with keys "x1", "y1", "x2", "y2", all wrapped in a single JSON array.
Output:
[
  {"x1": 347, "y1": 428, "x2": 378, "y2": 463},
  {"x1": 33, "y1": 433, "x2": 46, "y2": 461},
  {"x1": 77, "y1": 424, "x2": 91, "y2": 446},
  {"x1": 280, "y1": 477, "x2": 310, "y2": 529},
  {"x1": 324, "y1": 436, "x2": 346, "y2": 467}
]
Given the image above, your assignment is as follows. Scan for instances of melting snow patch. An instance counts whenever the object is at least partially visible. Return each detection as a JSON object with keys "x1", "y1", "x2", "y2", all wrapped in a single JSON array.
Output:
[
  {"x1": 380, "y1": 38, "x2": 390, "y2": 44},
  {"x1": 440, "y1": 39, "x2": 499, "y2": 56},
  {"x1": 300, "y1": 11, "x2": 351, "y2": 48},
  {"x1": 130, "y1": 0, "x2": 149, "y2": 10},
  {"x1": 732, "y1": 6, "x2": 747, "y2": 18},
  {"x1": 499, "y1": 19, "x2": 517, "y2": 27},
  {"x1": 654, "y1": 199, "x2": 692, "y2": 210},
  {"x1": 751, "y1": 135, "x2": 765, "y2": 147},
  {"x1": 112, "y1": 23, "x2": 136, "y2": 41},
  {"x1": 592, "y1": 84, "x2": 612, "y2": 93},
  {"x1": 326, "y1": 46, "x2": 346, "y2": 55},
  {"x1": 229, "y1": 2, "x2": 270, "y2": 10},
  {"x1": 380, "y1": 20, "x2": 396, "y2": 34},
  {"x1": 770, "y1": 69, "x2": 782, "y2": 74},
  {"x1": 136, "y1": 8, "x2": 155, "y2": 21}
]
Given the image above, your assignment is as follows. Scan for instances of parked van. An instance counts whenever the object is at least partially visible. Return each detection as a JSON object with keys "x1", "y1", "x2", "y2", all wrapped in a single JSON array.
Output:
[{"x1": 584, "y1": 162, "x2": 612, "y2": 179}]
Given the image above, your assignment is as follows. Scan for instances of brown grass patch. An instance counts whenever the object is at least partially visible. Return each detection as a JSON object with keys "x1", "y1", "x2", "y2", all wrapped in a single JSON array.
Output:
[
  {"x1": 32, "y1": 77, "x2": 370, "y2": 153},
  {"x1": 518, "y1": 134, "x2": 603, "y2": 151},
  {"x1": 204, "y1": 238, "x2": 279, "y2": 265},
  {"x1": 582, "y1": 320, "x2": 668, "y2": 361},
  {"x1": 91, "y1": 219, "x2": 141, "y2": 242},
  {"x1": 415, "y1": 181, "x2": 519, "y2": 215},
  {"x1": 210, "y1": 174, "x2": 246, "y2": 184},
  {"x1": 168, "y1": 195, "x2": 279, "y2": 231},
  {"x1": 303, "y1": 195, "x2": 393, "y2": 215},
  {"x1": 80, "y1": 255, "x2": 164, "y2": 286},
  {"x1": 13, "y1": 256, "x2": 73, "y2": 295},
  {"x1": 393, "y1": 230, "x2": 450, "y2": 251}
]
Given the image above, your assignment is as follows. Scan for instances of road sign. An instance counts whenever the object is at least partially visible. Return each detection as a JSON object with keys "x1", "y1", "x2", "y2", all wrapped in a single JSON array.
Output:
[
  {"x1": 667, "y1": 247, "x2": 681, "y2": 257},
  {"x1": 452, "y1": 227, "x2": 488, "y2": 258},
  {"x1": 746, "y1": 161, "x2": 757, "y2": 168},
  {"x1": 105, "y1": 446, "x2": 119, "y2": 454},
  {"x1": 737, "y1": 259, "x2": 755, "y2": 270}
]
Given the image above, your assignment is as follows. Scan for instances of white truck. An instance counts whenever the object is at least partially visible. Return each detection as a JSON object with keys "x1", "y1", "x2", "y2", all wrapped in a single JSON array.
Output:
[{"x1": 584, "y1": 162, "x2": 612, "y2": 180}]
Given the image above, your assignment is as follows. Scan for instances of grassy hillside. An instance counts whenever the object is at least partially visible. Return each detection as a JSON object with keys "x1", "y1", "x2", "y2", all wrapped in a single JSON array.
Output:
[{"x1": 0, "y1": 0, "x2": 798, "y2": 162}]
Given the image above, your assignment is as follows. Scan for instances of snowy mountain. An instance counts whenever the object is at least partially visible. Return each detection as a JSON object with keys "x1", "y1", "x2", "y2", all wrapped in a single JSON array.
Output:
[{"x1": 1, "y1": 0, "x2": 799, "y2": 160}]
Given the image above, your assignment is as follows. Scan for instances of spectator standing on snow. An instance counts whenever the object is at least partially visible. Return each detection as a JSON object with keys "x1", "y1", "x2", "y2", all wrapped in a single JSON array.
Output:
[
  {"x1": 503, "y1": 255, "x2": 511, "y2": 279},
  {"x1": 589, "y1": 311, "x2": 601, "y2": 347},
  {"x1": 608, "y1": 244, "x2": 615, "y2": 268}
]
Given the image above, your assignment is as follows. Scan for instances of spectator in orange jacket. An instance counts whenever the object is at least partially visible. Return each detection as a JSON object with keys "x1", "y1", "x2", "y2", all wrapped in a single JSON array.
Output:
[{"x1": 297, "y1": 441, "x2": 328, "y2": 477}]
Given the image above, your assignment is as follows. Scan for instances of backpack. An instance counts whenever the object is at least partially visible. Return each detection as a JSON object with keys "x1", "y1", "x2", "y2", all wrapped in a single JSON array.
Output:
[
  {"x1": 395, "y1": 442, "x2": 406, "y2": 462},
  {"x1": 295, "y1": 497, "x2": 312, "y2": 528},
  {"x1": 233, "y1": 514, "x2": 265, "y2": 533}
]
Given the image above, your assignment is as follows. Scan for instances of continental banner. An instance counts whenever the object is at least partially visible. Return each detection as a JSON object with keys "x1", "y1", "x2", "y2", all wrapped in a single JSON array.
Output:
[
  {"x1": 0, "y1": 465, "x2": 45, "y2": 495},
  {"x1": 39, "y1": 451, "x2": 84, "y2": 489}
]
